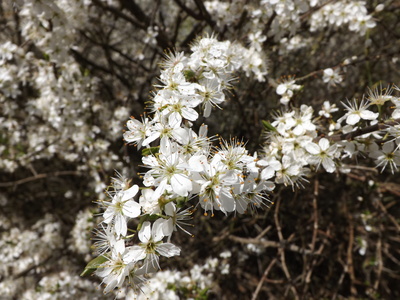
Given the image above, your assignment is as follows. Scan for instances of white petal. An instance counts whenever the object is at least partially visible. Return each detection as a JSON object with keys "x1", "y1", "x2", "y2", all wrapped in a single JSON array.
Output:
[
  {"x1": 270, "y1": 159, "x2": 282, "y2": 170},
  {"x1": 392, "y1": 109, "x2": 400, "y2": 119},
  {"x1": 346, "y1": 113, "x2": 360, "y2": 125},
  {"x1": 235, "y1": 198, "x2": 248, "y2": 214},
  {"x1": 188, "y1": 154, "x2": 207, "y2": 172},
  {"x1": 220, "y1": 170, "x2": 240, "y2": 185},
  {"x1": 154, "y1": 178, "x2": 168, "y2": 196},
  {"x1": 182, "y1": 107, "x2": 199, "y2": 121},
  {"x1": 143, "y1": 173, "x2": 155, "y2": 187},
  {"x1": 115, "y1": 214, "x2": 127, "y2": 237},
  {"x1": 142, "y1": 155, "x2": 158, "y2": 167},
  {"x1": 203, "y1": 102, "x2": 212, "y2": 117},
  {"x1": 261, "y1": 167, "x2": 274, "y2": 180},
  {"x1": 164, "y1": 202, "x2": 176, "y2": 217},
  {"x1": 318, "y1": 138, "x2": 330, "y2": 151},
  {"x1": 360, "y1": 110, "x2": 379, "y2": 120},
  {"x1": 121, "y1": 184, "x2": 139, "y2": 201},
  {"x1": 322, "y1": 157, "x2": 335, "y2": 173},
  {"x1": 152, "y1": 218, "x2": 166, "y2": 242},
  {"x1": 163, "y1": 218, "x2": 174, "y2": 237},
  {"x1": 305, "y1": 142, "x2": 320, "y2": 155},
  {"x1": 168, "y1": 112, "x2": 182, "y2": 128},
  {"x1": 114, "y1": 239, "x2": 125, "y2": 255},
  {"x1": 124, "y1": 245, "x2": 146, "y2": 263},
  {"x1": 292, "y1": 125, "x2": 305, "y2": 136},
  {"x1": 103, "y1": 207, "x2": 115, "y2": 224},
  {"x1": 382, "y1": 141, "x2": 394, "y2": 153},
  {"x1": 172, "y1": 127, "x2": 189, "y2": 144},
  {"x1": 139, "y1": 221, "x2": 151, "y2": 242},
  {"x1": 199, "y1": 124, "x2": 208, "y2": 137},
  {"x1": 160, "y1": 136, "x2": 173, "y2": 154},
  {"x1": 219, "y1": 189, "x2": 235, "y2": 213},
  {"x1": 122, "y1": 200, "x2": 141, "y2": 218},
  {"x1": 142, "y1": 131, "x2": 159, "y2": 146},
  {"x1": 170, "y1": 173, "x2": 192, "y2": 196},
  {"x1": 104, "y1": 279, "x2": 118, "y2": 294},
  {"x1": 156, "y1": 243, "x2": 181, "y2": 257},
  {"x1": 276, "y1": 84, "x2": 287, "y2": 95},
  {"x1": 287, "y1": 165, "x2": 300, "y2": 176},
  {"x1": 262, "y1": 181, "x2": 275, "y2": 191}
]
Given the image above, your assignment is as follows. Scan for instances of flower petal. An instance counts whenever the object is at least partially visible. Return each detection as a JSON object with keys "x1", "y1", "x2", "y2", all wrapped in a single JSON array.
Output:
[
  {"x1": 115, "y1": 214, "x2": 127, "y2": 237},
  {"x1": 305, "y1": 142, "x2": 320, "y2": 155},
  {"x1": 139, "y1": 221, "x2": 151, "y2": 242},
  {"x1": 319, "y1": 138, "x2": 330, "y2": 151},
  {"x1": 122, "y1": 200, "x2": 141, "y2": 218},
  {"x1": 346, "y1": 113, "x2": 360, "y2": 125},
  {"x1": 121, "y1": 184, "x2": 139, "y2": 201},
  {"x1": 322, "y1": 157, "x2": 335, "y2": 173},
  {"x1": 170, "y1": 173, "x2": 192, "y2": 196},
  {"x1": 156, "y1": 243, "x2": 181, "y2": 257}
]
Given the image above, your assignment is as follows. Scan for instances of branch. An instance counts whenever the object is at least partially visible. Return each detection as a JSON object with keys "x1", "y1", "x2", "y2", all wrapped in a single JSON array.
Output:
[
  {"x1": 193, "y1": 0, "x2": 217, "y2": 30},
  {"x1": 321, "y1": 118, "x2": 400, "y2": 143},
  {"x1": 119, "y1": 0, "x2": 172, "y2": 49},
  {"x1": 119, "y1": 0, "x2": 150, "y2": 26},
  {"x1": 92, "y1": 0, "x2": 146, "y2": 29},
  {"x1": 174, "y1": 0, "x2": 202, "y2": 20},
  {"x1": 0, "y1": 171, "x2": 83, "y2": 187},
  {"x1": 229, "y1": 235, "x2": 318, "y2": 256}
]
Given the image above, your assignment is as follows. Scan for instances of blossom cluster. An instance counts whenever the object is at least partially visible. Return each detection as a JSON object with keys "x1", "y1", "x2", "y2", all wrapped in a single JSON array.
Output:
[
  {"x1": 1, "y1": 0, "x2": 398, "y2": 298},
  {"x1": 262, "y1": 86, "x2": 400, "y2": 188},
  {"x1": 91, "y1": 31, "x2": 400, "y2": 295},
  {"x1": 91, "y1": 36, "x2": 275, "y2": 294},
  {"x1": 309, "y1": 1, "x2": 377, "y2": 35},
  {"x1": 124, "y1": 254, "x2": 227, "y2": 300}
]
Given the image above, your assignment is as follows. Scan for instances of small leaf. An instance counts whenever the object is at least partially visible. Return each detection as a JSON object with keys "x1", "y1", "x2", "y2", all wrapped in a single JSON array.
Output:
[
  {"x1": 141, "y1": 146, "x2": 159, "y2": 156},
  {"x1": 184, "y1": 69, "x2": 197, "y2": 82},
  {"x1": 262, "y1": 120, "x2": 277, "y2": 132},
  {"x1": 80, "y1": 255, "x2": 108, "y2": 277},
  {"x1": 175, "y1": 196, "x2": 189, "y2": 208}
]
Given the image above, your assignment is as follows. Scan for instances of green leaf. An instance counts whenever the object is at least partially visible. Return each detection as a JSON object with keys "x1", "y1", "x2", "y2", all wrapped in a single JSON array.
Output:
[
  {"x1": 184, "y1": 69, "x2": 197, "y2": 82},
  {"x1": 262, "y1": 120, "x2": 277, "y2": 132},
  {"x1": 80, "y1": 255, "x2": 108, "y2": 277},
  {"x1": 141, "y1": 146, "x2": 159, "y2": 156}
]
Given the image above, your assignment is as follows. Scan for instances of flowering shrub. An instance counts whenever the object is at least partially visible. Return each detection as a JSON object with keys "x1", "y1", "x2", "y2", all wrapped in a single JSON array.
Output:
[{"x1": 1, "y1": 0, "x2": 400, "y2": 299}]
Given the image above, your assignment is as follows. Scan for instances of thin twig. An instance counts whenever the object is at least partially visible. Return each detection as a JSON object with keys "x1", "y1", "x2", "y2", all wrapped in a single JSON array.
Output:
[
  {"x1": 302, "y1": 179, "x2": 320, "y2": 294},
  {"x1": 346, "y1": 213, "x2": 357, "y2": 296},
  {"x1": 255, "y1": 225, "x2": 272, "y2": 240},
  {"x1": 375, "y1": 200, "x2": 400, "y2": 232},
  {"x1": 374, "y1": 233, "x2": 383, "y2": 291},
  {"x1": 311, "y1": 179, "x2": 319, "y2": 253},
  {"x1": 0, "y1": 171, "x2": 83, "y2": 187},
  {"x1": 321, "y1": 118, "x2": 400, "y2": 143},
  {"x1": 229, "y1": 235, "x2": 317, "y2": 255},
  {"x1": 274, "y1": 197, "x2": 299, "y2": 300},
  {"x1": 252, "y1": 257, "x2": 278, "y2": 300}
]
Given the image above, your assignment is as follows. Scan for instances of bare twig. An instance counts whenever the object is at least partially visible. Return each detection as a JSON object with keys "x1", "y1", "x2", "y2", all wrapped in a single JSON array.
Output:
[
  {"x1": 326, "y1": 119, "x2": 400, "y2": 143},
  {"x1": 252, "y1": 257, "x2": 278, "y2": 300},
  {"x1": 255, "y1": 225, "x2": 272, "y2": 240},
  {"x1": 229, "y1": 235, "x2": 317, "y2": 256},
  {"x1": 302, "y1": 179, "x2": 320, "y2": 294},
  {"x1": 375, "y1": 200, "x2": 400, "y2": 232},
  {"x1": 0, "y1": 171, "x2": 83, "y2": 187},
  {"x1": 346, "y1": 213, "x2": 357, "y2": 296},
  {"x1": 374, "y1": 233, "x2": 383, "y2": 291},
  {"x1": 310, "y1": 179, "x2": 319, "y2": 253},
  {"x1": 274, "y1": 197, "x2": 299, "y2": 300}
]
